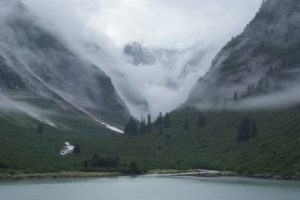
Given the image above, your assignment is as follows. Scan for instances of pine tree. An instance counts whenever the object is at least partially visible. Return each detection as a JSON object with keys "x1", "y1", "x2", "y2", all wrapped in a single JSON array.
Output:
[
  {"x1": 147, "y1": 114, "x2": 152, "y2": 133},
  {"x1": 155, "y1": 112, "x2": 163, "y2": 127},
  {"x1": 37, "y1": 124, "x2": 43, "y2": 134},
  {"x1": 184, "y1": 117, "x2": 189, "y2": 130},
  {"x1": 164, "y1": 112, "x2": 170, "y2": 128},
  {"x1": 124, "y1": 117, "x2": 138, "y2": 135},
  {"x1": 198, "y1": 112, "x2": 206, "y2": 128},
  {"x1": 139, "y1": 117, "x2": 148, "y2": 135}
]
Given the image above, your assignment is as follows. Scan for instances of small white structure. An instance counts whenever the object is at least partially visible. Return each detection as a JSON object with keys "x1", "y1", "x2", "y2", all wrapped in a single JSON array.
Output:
[{"x1": 60, "y1": 142, "x2": 75, "y2": 156}]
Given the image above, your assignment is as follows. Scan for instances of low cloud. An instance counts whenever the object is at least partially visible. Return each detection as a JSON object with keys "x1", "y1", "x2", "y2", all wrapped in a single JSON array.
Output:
[
  {"x1": 0, "y1": 92, "x2": 56, "y2": 127},
  {"x1": 20, "y1": 0, "x2": 262, "y2": 117}
]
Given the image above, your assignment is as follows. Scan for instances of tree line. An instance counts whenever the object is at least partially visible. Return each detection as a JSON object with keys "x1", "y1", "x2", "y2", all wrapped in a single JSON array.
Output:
[
  {"x1": 124, "y1": 111, "x2": 207, "y2": 135},
  {"x1": 84, "y1": 154, "x2": 120, "y2": 168},
  {"x1": 83, "y1": 154, "x2": 142, "y2": 174},
  {"x1": 124, "y1": 112, "x2": 171, "y2": 135}
]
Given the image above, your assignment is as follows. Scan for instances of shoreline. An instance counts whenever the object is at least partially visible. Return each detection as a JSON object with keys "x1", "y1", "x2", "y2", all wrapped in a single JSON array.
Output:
[
  {"x1": 0, "y1": 172, "x2": 122, "y2": 180},
  {"x1": 149, "y1": 169, "x2": 300, "y2": 181},
  {"x1": 1, "y1": 169, "x2": 300, "y2": 182}
]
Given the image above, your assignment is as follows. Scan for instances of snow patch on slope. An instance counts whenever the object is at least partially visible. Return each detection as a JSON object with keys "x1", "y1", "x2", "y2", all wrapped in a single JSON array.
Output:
[
  {"x1": 94, "y1": 119, "x2": 124, "y2": 134},
  {"x1": 37, "y1": 118, "x2": 56, "y2": 127}
]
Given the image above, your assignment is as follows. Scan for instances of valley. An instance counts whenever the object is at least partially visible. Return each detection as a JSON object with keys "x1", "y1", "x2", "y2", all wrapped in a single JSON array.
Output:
[{"x1": 0, "y1": 0, "x2": 300, "y2": 181}]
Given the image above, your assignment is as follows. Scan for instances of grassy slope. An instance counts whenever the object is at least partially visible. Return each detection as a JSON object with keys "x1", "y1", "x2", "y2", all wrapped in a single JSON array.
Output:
[
  {"x1": 0, "y1": 110, "x2": 112, "y2": 173},
  {"x1": 0, "y1": 106, "x2": 300, "y2": 176}
]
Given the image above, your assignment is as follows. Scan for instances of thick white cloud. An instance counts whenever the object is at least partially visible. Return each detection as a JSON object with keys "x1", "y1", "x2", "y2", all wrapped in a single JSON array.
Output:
[
  {"x1": 21, "y1": 0, "x2": 262, "y2": 117},
  {"x1": 86, "y1": 0, "x2": 262, "y2": 48},
  {"x1": 22, "y1": 0, "x2": 262, "y2": 48}
]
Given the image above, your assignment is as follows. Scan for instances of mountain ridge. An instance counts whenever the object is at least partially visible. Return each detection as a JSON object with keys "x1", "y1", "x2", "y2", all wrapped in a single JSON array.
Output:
[
  {"x1": 187, "y1": 0, "x2": 300, "y2": 108},
  {"x1": 0, "y1": 0, "x2": 130, "y2": 131}
]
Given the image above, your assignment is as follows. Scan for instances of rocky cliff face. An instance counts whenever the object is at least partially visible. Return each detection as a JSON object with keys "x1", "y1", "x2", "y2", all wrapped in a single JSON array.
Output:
[
  {"x1": 124, "y1": 42, "x2": 157, "y2": 65},
  {"x1": 124, "y1": 42, "x2": 187, "y2": 67},
  {"x1": 0, "y1": 0, "x2": 130, "y2": 128},
  {"x1": 188, "y1": 0, "x2": 300, "y2": 107}
]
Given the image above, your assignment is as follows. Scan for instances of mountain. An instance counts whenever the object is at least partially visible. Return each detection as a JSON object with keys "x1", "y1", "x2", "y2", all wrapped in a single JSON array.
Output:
[
  {"x1": 123, "y1": 42, "x2": 209, "y2": 74},
  {"x1": 188, "y1": 0, "x2": 300, "y2": 107},
  {"x1": 124, "y1": 42, "x2": 186, "y2": 67},
  {"x1": 1, "y1": 0, "x2": 300, "y2": 176},
  {"x1": 124, "y1": 42, "x2": 157, "y2": 65},
  {"x1": 0, "y1": 0, "x2": 130, "y2": 131},
  {"x1": 80, "y1": 42, "x2": 150, "y2": 119}
]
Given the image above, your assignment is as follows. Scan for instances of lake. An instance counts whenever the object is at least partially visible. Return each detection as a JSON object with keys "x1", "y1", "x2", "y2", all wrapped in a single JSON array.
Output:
[{"x1": 1, "y1": 176, "x2": 300, "y2": 200}]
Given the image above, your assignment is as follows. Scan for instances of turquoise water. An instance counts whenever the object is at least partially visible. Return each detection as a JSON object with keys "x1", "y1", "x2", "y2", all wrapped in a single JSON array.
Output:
[{"x1": 1, "y1": 176, "x2": 300, "y2": 200}]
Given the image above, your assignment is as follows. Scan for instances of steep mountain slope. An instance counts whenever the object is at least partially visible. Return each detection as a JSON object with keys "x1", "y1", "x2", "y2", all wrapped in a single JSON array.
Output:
[
  {"x1": 0, "y1": 0, "x2": 130, "y2": 130},
  {"x1": 188, "y1": 0, "x2": 300, "y2": 106}
]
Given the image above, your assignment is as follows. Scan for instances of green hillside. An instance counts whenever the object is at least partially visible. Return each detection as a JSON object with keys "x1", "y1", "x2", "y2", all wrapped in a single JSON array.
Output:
[{"x1": 1, "y1": 105, "x2": 300, "y2": 176}]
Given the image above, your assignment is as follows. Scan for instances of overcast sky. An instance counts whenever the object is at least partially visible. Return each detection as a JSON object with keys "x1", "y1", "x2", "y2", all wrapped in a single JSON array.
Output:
[
  {"x1": 22, "y1": 0, "x2": 262, "y2": 48},
  {"x1": 21, "y1": 0, "x2": 262, "y2": 117},
  {"x1": 94, "y1": 0, "x2": 263, "y2": 48}
]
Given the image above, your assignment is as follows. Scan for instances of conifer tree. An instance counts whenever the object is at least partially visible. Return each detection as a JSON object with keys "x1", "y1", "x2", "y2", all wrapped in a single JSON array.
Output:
[
  {"x1": 139, "y1": 117, "x2": 148, "y2": 135},
  {"x1": 147, "y1": 114, "x2": 152, "y2": 133},
  {"x1": 124, "y1": 117, "x2": 138, "y2": 135},
  {"x1": 155, "y1": 112, "x2": 163, "y2": 127},
  {"x1": 164, "y1": 112, "x2": 170, "y2": 128}
]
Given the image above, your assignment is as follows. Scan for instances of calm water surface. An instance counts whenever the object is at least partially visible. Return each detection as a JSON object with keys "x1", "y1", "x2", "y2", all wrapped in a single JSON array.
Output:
[{"x1": 0, "y1": 176, "x2": 300, "y2": 200}]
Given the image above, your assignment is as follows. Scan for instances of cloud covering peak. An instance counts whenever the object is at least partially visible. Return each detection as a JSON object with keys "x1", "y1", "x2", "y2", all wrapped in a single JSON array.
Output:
[{"x1": 20, "y1": 0, "x2": 262, "y2": 117}]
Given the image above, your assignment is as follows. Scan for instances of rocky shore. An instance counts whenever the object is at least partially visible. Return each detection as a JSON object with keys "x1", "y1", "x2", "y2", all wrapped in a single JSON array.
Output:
[
  {"x1": 0, "y1": 172, "x2": 122, "y2": 180},
  {"x1": 1, "y1": 169, "x2": 299, "y2": 181},
  {"x1": 153, "y1": 169, "x2": 300, "y2": 181}
]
